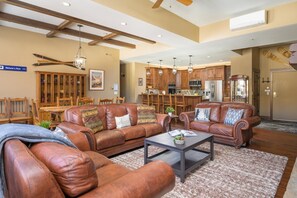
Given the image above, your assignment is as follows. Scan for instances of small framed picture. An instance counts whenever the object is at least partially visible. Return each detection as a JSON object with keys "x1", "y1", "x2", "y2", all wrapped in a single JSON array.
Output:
[
  {"x1": 138, "y1": 78, "x2": 143, "y2": 86},
  {"x1": 89, "y1": 69, "x2": 104, "y2": 90}
]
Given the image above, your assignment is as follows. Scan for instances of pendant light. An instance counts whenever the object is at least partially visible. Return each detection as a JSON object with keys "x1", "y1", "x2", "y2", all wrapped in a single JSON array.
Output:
[
  {"x1": 172, "y1": 57, "x2": 177, "y2": 75},
  {"x1": 74, "y1": 24, "x2": 86, "y2": 70},
  {"x1": 146, "y1": 61, "x2": 151, "y2": 76},
  {"x1": 158, "y1": 60, "x2": 163, "y2": 76},
  {"x1": 188, "y1": 55, "x2": 193, "y2": 73}
]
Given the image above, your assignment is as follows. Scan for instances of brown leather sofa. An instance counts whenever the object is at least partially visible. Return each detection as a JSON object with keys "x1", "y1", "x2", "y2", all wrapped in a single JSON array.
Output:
[
  {"x1": 179, "y1": 102, "x2": 261, "y2": 148},
  {"x1": 3, "y1": 138, "x2": 175, "y2": 198},
  {"x1": 58, "y1": 103, "x2": 170, "y2": 156}
]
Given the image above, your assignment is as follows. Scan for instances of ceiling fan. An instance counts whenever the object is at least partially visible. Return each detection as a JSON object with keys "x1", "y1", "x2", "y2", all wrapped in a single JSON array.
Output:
[{"x1": 152, "y1": 0, "x2": 193, "y2": 9}]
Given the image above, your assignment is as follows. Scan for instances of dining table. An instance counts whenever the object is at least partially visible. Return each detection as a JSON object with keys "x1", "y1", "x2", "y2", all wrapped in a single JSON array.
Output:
[{"x1": 39, "y1": 106, "x2": 75, "y2": 123}]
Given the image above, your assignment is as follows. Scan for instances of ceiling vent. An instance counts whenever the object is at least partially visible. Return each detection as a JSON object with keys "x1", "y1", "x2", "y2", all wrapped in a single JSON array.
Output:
[{"x1": 230, "y1": 10, "x2": 267, "y2": 31}]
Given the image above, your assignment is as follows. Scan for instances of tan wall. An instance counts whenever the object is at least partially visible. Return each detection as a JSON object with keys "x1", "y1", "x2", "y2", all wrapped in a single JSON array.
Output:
[
  {"x1": 259, "y1": 44, "x2": 295, "y2": 118},
  {"x1": 92, "y1": 0, "x2": 199, "y2": 42},
  {"x1": 200, "y1": 1, "x2": 297, "y2": 42},
  {"x1": 0, "y1": 26, "x2": 120, "y2": 103}
]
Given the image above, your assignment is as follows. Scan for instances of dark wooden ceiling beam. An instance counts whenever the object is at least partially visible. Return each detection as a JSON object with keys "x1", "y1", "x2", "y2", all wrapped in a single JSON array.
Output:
[
  {"x1": 0, "y1": 12, "x2": 136, "y2": 48},
  {"x1": 46, "y1": 20, "x2": 72, "y2": 38},
  {"x1": 4, "y1": 0, "x2": 156, "y2": 44}
]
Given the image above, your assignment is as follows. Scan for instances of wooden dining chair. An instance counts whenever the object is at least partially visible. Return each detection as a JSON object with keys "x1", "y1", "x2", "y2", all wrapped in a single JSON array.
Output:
[
  {"x1": 162, "y1": 94, "x2": 173, "y2": 114},
  {"x1": 76, "y1": 96, "x2": 94, "y2": 106},
  {"x1": 150, "y1": 94, "x2": 161, "y2": 113},
  {"x1": 98, "y1": 98, "x2": 114, "y2": 105},
  {"x1": 115, "y1": 96, "x2": 125, "y2": 104},
  {"x1": 8, "y1": 97, "x2": 31, "y2": 124},
  {"x1": 141, "y1": 93, "x2": 151, "y2": 105},
  {"x1": 32, "y1": 99, "x2": 58, "y2": 130},
  {"x1": 56, "y1": 96, "x2": 73, "y2": 107},
  {"x1": 0, "y1": 98, "x2": 10, "y2": 124}
]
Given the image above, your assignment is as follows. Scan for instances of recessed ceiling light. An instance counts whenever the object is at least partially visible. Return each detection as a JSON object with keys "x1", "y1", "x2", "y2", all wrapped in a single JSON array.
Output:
[
  {"x1": 121, "y1": 22, "x2": 127, "y2": 26},
  {"x1": 219, "y1": 59, "x2": 223, "y2": 62},
  {"x1": 62, "y1": 2, "x2": 71, "y2": 7},
  {"x1": 157, "y1": 34, "x2": 162, "y2": 38},
  {"x1": 207, "y1": 56, "x2": 211, "y2": 58}
]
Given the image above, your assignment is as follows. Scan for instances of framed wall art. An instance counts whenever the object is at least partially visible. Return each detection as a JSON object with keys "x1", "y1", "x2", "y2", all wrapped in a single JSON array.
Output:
[{"x1": 89, "y1": 69, "x2": 104, "y2": 90}]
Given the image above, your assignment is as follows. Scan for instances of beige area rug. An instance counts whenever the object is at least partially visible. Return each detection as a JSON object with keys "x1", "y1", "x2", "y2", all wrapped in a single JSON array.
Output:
[
  {"x1": 111, "y1": 143, "x2": 288, "y2": 198},
  {"x1": 284, "y1": 158, "x2": 297, "y2": 198}
]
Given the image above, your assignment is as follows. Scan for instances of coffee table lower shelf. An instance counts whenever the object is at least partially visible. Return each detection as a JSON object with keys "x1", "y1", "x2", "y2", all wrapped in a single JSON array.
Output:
[{"x1": 146, "y1": 148, "x2": 211, "y2": 182}]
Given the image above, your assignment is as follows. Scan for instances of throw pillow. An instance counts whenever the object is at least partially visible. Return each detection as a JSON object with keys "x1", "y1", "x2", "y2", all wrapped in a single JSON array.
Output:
[
  {"x1": 137, "y1": 104, "x2": 157, "y2": 124},
  {"x1": 81, "y1": 107, "x2": 103, "y2": 133},
  {"x1": 224, "y1": 108, "x2": 244, "y2": 125},
  {"x1": 115, "y1": 114, "x2": 131, "y2": 129},
  {"x1": 194, "y1": 108, "x2": 211, "y2": 121}
]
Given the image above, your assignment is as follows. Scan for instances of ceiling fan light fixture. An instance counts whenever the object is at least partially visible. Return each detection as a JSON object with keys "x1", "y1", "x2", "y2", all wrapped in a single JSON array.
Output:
[{"x1": 74, "y1": 24, "x2": 86, "y2": 70}]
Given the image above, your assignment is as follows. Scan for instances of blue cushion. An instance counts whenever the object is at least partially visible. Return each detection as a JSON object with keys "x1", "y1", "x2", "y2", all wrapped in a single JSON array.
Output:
[
  {"x1": 224, "y1": 108, "x2": 244, "y2": 125},
  {"x1": 194, "y1": 108, "x2": 211, "y2": 122}
]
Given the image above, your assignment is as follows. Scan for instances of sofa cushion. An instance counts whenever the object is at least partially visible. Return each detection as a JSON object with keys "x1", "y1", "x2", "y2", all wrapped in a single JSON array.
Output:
[
  {"x1": 224, "y1": 108, "x2": 244, "y2": 125},
  {"x1": 139, "y1": 123, "x2": 163, "y2": 137},
  {"x1": 85, "y1": 151, "x2": 113, "y2": 169},
  {"x1": 94, "y1": 130, "x2": 125, "y2": 150},
  {"x1": 194, "y1": 108, "x2": 211, "y2": 121},
  {"x1": 196, "y1": 103, "x2": 221, "y2": 122},
  {"x1": 221, "y1": 103, "x2": 254, "y2": 122},
  {"x1": 190, "y1": 121, "x2": 214, "y2": 132},
  {"x1": 81, "y1": 107, "x2": 103, "y2": 133},
  {"x1": 209, "y1": 123, "x2": 233, "y2": 137},
  {"x1": 106, "y1": 104, "x2": 128, "y2": 130},
  {"x1": 115, "y1": 114, "x2": 131, "y2": 129},
  {"x1": 123, "y1": 103, "x2": 138, "y2": 126},
  {"x1": 137, "y1": 105, "x2": 157, "y2": 124},
  {"x1": 30, "y1": 142, "x2": 98, "y2": 197},
  {"x1": 118, "y1": 125, "x2": 146, "y2": 140}
]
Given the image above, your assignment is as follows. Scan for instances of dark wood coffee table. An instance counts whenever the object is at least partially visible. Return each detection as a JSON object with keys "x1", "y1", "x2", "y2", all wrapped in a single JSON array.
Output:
[{"x1": 144, "y1": 131, "x2": 214, "y2": 183}]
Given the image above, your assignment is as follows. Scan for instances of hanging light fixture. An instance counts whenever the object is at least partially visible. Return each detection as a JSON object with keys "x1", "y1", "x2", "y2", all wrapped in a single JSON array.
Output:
[
  {"x1": 74, "y1": 24, "x2": 86, "y2": 70},
  {"x1": 172, "y1": 57, "x2": 177, "y2": 75},
  {"x1": 188, "y1": 55, "x2": 193, "y2": 73},
  {"x1": 158, "y1": 60, "x2": 163, "y2": 76},
  {"x1": 146, "y1": 61, "x2": 151, "y2": 76}
]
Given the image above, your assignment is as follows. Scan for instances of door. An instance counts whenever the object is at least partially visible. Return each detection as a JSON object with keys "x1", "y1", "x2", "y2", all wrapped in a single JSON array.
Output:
[{"x1": 272, "y1": 70, "x2": 297, "y2": 122}]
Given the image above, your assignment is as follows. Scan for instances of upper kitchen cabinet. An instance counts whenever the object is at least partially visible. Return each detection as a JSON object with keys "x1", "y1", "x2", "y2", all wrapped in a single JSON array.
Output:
[
  {"x1": 179, "y1": 70, "x2": 189, "y2": 89},
  {"x1": 206, "y1": 66, "x2": 225, "y2": 80},
  {"x1": 189, "y1": 69, "x2": 201, "y2": 80}
]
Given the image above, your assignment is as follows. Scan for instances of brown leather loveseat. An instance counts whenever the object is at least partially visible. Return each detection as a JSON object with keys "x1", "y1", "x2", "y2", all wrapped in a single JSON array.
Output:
[
  {"x1": 3, "y1": 138, "x2": 175, "y2": 198},
  {"x1": 58, "y1": 103, "x2": 169, "y2": 156},
  {"x1": 180, "y1": 102, "x2": 261, "y2": 148}
]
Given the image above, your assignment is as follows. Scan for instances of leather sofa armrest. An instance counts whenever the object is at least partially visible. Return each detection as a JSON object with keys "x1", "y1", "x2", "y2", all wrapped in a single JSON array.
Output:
[
  {"x1": 156, "y1": 114, "x2": 170, "y2": 132},
  {"x1": 233, "y1": 116, "x2": 261, "y2": 148},
  {"x1": 58, "y1": 122, "x2": 96, "y2": 151},
  {"x1": 179, "y1": 111, "x2": 195, "y2": 130},
  {"x1": 79, "y1": 160, "x2": 175, "y2": 198}
]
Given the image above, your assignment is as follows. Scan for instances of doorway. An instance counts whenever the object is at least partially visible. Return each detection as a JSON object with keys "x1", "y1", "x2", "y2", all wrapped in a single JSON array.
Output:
[{"x1": 271, "y1": 69, "x2": 297, "y2": 122}]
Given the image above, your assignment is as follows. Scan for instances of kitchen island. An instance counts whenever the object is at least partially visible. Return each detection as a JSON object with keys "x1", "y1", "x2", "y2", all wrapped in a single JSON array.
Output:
[{"x1": 139, "y1": 93, "x2": 206, "y2": 113}]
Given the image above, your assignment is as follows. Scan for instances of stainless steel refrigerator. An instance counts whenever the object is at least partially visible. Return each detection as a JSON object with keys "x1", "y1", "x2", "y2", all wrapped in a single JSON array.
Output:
[{"x1": 204, "y1": 80, "x2": 223, "y2": 102}]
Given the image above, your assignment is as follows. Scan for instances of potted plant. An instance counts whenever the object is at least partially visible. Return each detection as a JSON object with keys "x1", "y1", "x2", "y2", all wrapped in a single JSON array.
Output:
[
  {"x1": 173, "y1": 134, "x2": 185, "y2": 145},
  {"x1": 38, "y1": 120, "x2": 52, "y2": 129},
  {"x1": 165, "y1": 106, "x2": 175, "y2": 116}
]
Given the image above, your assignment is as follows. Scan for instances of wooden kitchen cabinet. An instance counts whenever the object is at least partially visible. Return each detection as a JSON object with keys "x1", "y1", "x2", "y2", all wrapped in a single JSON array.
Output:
[
  {"x1": 206, "y1": 66, "x2": 225, "y2": 80},
  {"x1": 189, "y1": 69, "x2": 201, "y2": 80},
  {"x1": 180, "y1": 70, "x2": 189, "y2": 89},
  {"x1": 36, "y1": 71, "x2": 86, "y2": 107}
]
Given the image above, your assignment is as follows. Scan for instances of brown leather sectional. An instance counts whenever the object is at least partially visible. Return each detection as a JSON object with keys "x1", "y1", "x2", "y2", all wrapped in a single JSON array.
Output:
[
  {"x1": 58, "y1": 103, "x2": 170, "y2": 156},
  {"x1": 179, "y1": 102, "x2": 261, "y2": 148},
  {"x1": 4, "y1": 138, "x2": 175, "y2": 198}
]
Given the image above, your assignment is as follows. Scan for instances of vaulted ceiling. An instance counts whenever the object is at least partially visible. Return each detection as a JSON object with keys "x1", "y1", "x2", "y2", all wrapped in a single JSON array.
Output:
[{"x1": 1, "y1": 0, "x2": 297, "y2": 68}]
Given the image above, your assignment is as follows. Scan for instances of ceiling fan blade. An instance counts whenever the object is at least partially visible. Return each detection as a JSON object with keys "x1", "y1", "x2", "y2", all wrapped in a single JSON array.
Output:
[
  {"x1": 177, "y1": 0, "x2": 193, "y2": 6},
  {"x1": 152, "y1": 0, "x2": 164, "y2": 9}
]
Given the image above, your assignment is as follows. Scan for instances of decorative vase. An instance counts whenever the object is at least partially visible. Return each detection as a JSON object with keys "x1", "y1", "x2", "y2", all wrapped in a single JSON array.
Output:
[
  {"x1": 174, "y1": 139, "x2": 185, "y2": 145},
  {"x1": 168, "y1": 112, "x2": 172, "y2": 116}
]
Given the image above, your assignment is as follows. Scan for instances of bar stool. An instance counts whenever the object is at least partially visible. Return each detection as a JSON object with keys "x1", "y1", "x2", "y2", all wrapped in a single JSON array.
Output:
[
  {"x1": 141, "y1": 93, "x2": 150, "y2": 105},
  {"x1": 174, "y1": 94, "x2": 191, "y2": 116},
  {"x1": 162, "y1": 94, "x2": 173, "y2": 114},
  {"x1": 151, "y1": 94, "x2": 161, "y2": 113}
]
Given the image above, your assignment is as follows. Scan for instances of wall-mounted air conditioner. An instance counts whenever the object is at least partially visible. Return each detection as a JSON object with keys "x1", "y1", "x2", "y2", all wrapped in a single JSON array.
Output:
[{"x1": 230, "y1": 10, "x2": 267, "y2": 31}]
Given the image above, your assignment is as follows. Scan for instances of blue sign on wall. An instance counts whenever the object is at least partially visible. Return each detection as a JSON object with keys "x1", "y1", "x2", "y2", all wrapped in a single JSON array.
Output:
[{"x1": 0, "y1": 65, "x2": 27, "y2": 72}]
